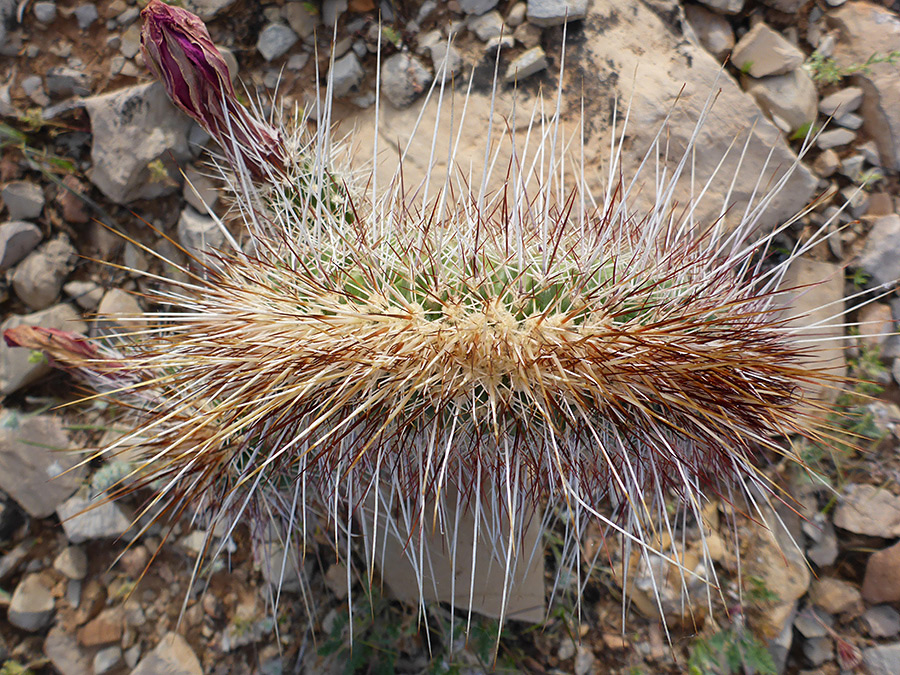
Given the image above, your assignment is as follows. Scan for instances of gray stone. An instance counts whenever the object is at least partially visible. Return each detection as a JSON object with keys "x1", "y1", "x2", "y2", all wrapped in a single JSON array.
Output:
[
  {"x1": 321, "y1": 0, "x2": 347, "y2": 27},
  {"x1": 56, "y1": 490, "x2": 131, "y2": 543},
  {"x1": 285, "y1": 2, "x2": 316, "y2": 39},
  {"x1": 732, "y1": 23, "x2": 804, "y2": 78},
  {"x1": 505, "y1": 46, "x2": 548, "y2": 82},
  {"x1": 116, "y1": 6, "x2": 139, "y2": 26},
  {"x1": 840, "y1": 185, "x2": 869, "y2": 218},
  {"x1": 53, "y1": 546, "x2": 88, "y2": 580},
  {"x1": 514, "y1": 22, "x2": 542, "y2": 49},
  {"x1": 63, "y1": 280, "x2": 103, "y2": 310},
  {"x1": 381, "y1": 53, "x2": 432, "y2": 108},
  {"x1": 685, "y1": 4, "x2": 735, "y2": 60},
  {"x1": 257, "y1": 23, "x2": 298, "y2": 62},
  {"x1": 828, "y1": 4, "x2": 900, "y2": 169},
  {"x1": 177, "y1": 207, "x2": 226, "y2": 259},
  {"x1": 0, "y1": 412, "x2": 85, "y2": 518},
  {"x1": 8, "y1": 573, "x2": 54, "y2": 631},
  {"x1": 804, "y1": 515, "x2": 838, "y2": 568},
  {"x1": 761, "y1": 0, "x2": 803, "y2": 10},
  {"x1": 834, "y1": 483, "x2": 900, "y2": 537},
  {"x1": 131, "y1": 633, "x2": 202, "y2": 675},
  {"x1": 0, "y1": 304, "x2": 88, "y2": 395},
  {"x1": 527, "y1": 0, "x2": 587, "y2": 26},
  {"x1": 840, "y1": 153, "x2": 865, "y2": 182},
  {"x1": 73, "y1": 4, "x2": 98, "y2": 30},
  {"x1": 459, "y1": 0, "x2": 497, "y2": 14},
  {"x1": 45, "y1": 66, "x2": 92, "y2": 98},
  {"x1": 573, "y1": 646, "x2": 595, "y2": 675},
  {"x1": 794, "y1": 605, "x2": 833, "y2": 638},
  {"x1": 21, "y1": 75, "x2": 49, "y2": 106},
  {"x1": 329, "y1": 52, "x2": 364, "y2": 99},
  {"x1": 803, "y1": 637, "x2": 834, "y2": 667},
  {"x1": 94, "y1": 288, "x2": 143, "y2": 338},
  {"x1": 697, "y1": 0, "x2": 743, "y2": 13},
  {"x1": 809, "y1": 576, "x2": 863, "y2": 616},
  {"x1": 430, "y1": 43, "x2": 463, "y2": 83},
  {"x1": 33, "y1": 1, "x2": 56, "y2": 23},
  {"x1": 858, "y1": 215, "x2": 900, "y2": 288},
  {"x1": 1, "y1": 181, "x2": 45, "y2": 220},
  {"x1": 287, "y1": 52, "x2": 309, "y2": 71},
  {"x1": 863, "y1": 643, "x2": 900, "y2": 675},
  {"x1": 183, "y1": 167, "x2": 219, "y2": 214},
  {"x1": 835, "y1": 111, "x2": 863, "y2": 130},
  {"x1": 85, "y1": 83, "x2": 192, "y2": 204},
  {"x1": 183, "y1": 0, "x2": 237, "y2": 20},
  {"x1": 819, "y1": 86, "x2": 864, "y2": 116},
  {"x1": 119, "y1": 24, "x2": 141, "y2": 59},
  {"x1": 468, "y1": 10, "x2": 505, "y2": 41},
  {"x1": 816, "y1": 128, "x2": 856, "y2": 150},
  {"x1": 742, "y1": 68, "x2": 817, "y2": 133},
  {"x1": 11, "y1": 235, "x2": 76, "y2": 310},
  {"x1": 0, "y1": 221, "x2": 42, "y2": 271},
  {"x1": 93, "y1": 645, "x2": 122, "y2": 674},
  {"x1": 44, "y1": 625, "x2": 92, "y2": 675},
  {"x1": 863, "y1": 606, "x2": 900, "y2": 638}
]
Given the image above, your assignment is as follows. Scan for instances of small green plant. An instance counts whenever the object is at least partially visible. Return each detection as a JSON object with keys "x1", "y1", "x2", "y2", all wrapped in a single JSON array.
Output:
[
  {"x1": 858, "y1": 168, "x2": 885, "y2": 190},
  {"x1": 688, "y1": 626, "x2": 777, "y2": 675},
  {"x1": 738, "y1": 60, "x2": 754, "y2": 75},
  {"x1": 849, "y1": 268, "x2": 871, "y2": 289},
  {"x1": 806, "y1": 49, "x2": 900, "y2": 84},
  {"x1": 381, "y1": 25, "x2": 402, "y2": 48},
  {"x1": 788, "y1": 121, "x2": 820, "y2": 142},
  {"x1": 0, "y1": 662, "x2": 34, "y2": 675},
  {"x1": 744, "y1": 576, "x2": 779, "y2": 606}
]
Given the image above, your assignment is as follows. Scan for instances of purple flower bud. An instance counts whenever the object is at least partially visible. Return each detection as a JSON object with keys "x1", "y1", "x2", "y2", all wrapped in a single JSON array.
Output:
[{"x1": 140, "y1": 0, "x2": 285, "y2": 179}]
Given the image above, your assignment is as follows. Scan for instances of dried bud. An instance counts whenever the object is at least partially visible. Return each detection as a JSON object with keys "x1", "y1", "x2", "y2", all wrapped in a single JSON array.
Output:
[{"x1": 140, "y1": 0, "x2": 285, "y2": 179}]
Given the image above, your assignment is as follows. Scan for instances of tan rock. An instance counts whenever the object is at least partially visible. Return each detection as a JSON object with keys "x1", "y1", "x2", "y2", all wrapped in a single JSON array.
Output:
[
  {"x1": 862, "y1": 540, "x2": 900, "y2": 604},
  {"x1": 77, "y1": 607, "x2": 124, "y2": 647},
  {"x1": 809, "y1": 577, "x2": 864, "y2": 616}
]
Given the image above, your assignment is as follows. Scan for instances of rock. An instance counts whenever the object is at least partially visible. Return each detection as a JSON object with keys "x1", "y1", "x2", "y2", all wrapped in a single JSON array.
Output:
[
  {"x1": 862, "y1": 540, "x2": 900, "y2": 603},
  {"x1": 809, "y1": 577, "x2": 863, "y2": 616},
  {"x1": 8, "y1": 573, "x2": 55, "y2": 631},
  {"x1": 857, "y1": 302, "x2": 894, "y2": 348},
  {"x1": 321, "y1": 0, "x2": 347, "y2": 27},
  {"x1": 45, "y1": 66, "x2": 92, "y2": 99},
  {"x1": 459, "y1": 0, "x2": 497, "y2": 14},
  {"x1": 507, "y1": 2, "x2": 526, "y2": 26},
  {"x1": 769, "y1": 604, "x2": 795, "y2": 674},
  {"x1": 513, "y1": 22, "x2": 541, "y2": 48},
  {"x1": 84, "y1": 83, "x2": 192, "y2": 204},
  {"x1": 257, "y1": 23, "x2": 298, "y2": 62},
  {"x1": 95, "y1": 288, "x2": 143, "y2": 337},
  {"x1": 794, "y1": 605, "x2": 833, "y2": 638},
  {"x1": 742, "y1": 68, "x2": 817, "y2": 133},
  {"x1": 329, "y1": 52, "x2": 364, "y2": 98},
  {"x1": 828, "y1": 3, "x2": 900, "y2": 170},
  {"x1": 863, "y1": 605, "x2": 900, "y2": 638},
  {"x1": 53, "y1": 546, "x2": 88, "y2": 580},
  {"x1": 381, "y1": 53, "x2": 432, "y2": 108},
  {"x1": 183, "y1": 166, "x2": 218, "y2": 214},
  {"x1": 468, "y1": 10, "x2": 505, "y2": 41},
  {"x1": 527, "y1": 0, "x2": 588, "y2": 26},
  {"x1": 183, "y1": 0, "x2": 237, "y2": 20},
  {"x1": 863, "y1": 643, "x2": 900, "y2": 675},
  {"x1": 22, "y1": 75, "x2": 50, "y2": 107},
  {"x1": 63, "y1": 280, "x2": 103, "y2": 310},
  {"x1": 505, "y1": 46, "x2": 548, "y2": 82},
  {"x1": 804, "y1": 637, "x2": 834, "y2": 667},
  {"x1": 0, "y1": 303, "x2": 88, "y2": 395},
  {"x1": 93, "y1": 646, "x2": 122, "y2": 674},
  {"x1": 836, "y1": 111, "x2": 863, "y2": 129},
  {"x1": 285, "y1": 2, "x2": 317, "y2": 39},
  {"x1": 778, "y1": 259, "x2": 845, "y2": 402},
  {"x1": 0, "y1": 411, "x2": 85, "y2": 517},
  {"x1": 177, "y1": 207, "x2": 226, "y2": 263},
  {"x1": 697, "y1": 0, "x2": 743, "y2": 13},
  {"x1": 685, "y1": 4, "x2": 735, "y2": 60},
  {"x1": 0, "y1": 221, "x2": 42, "y2": 271},
  {"x1": 819, "y1": 87, "x2": 864, "y2": 116},
  {"x1": 56, "y1": 491, "x2": 131, "y2": 544},
  {"x1": 804, "y1": 515, "x2": 838, "y2": 568},
  {"x1": 130, "y1": 632, "x2": 202, "y2": 675},
  {"x1": 44, "y1": 624, "x2": 92, "y2": 675},
  {"x1": 813, "y1": 149, "x2": 840, "y2": 177},
  {"x1": 858, "y1": 215, "x2": 900, "y2": 288},
  {"x1": 11, "y1": 235, "x2": 76, "y2": 310},
  {"x1": 33, "y1": 1, "x2": 56, "y2": 23},
  {"x1": 840, "y1": 153, "x2": 866, "y2": 181},
  {"x1": 73, "y1": 4, "x2": 98, "y2": 30},
  {"x1": 119, "y1": 24, "x2": 141, "y2": 59},
  {"x1": 834, "y1": 484, "x2": 900, "y2": 537},
  {"x1": 574, "y1": 646, "x2": 595, "y2": 675},
  {"x1": 430, "y1": 43, "x2": 463, "y2": 83},
  {"x1": 77, "y1": 607, "x2": 124, "y2": 647},
  {"x1": 484, "y1": 34, "x2": 515, "y2": 52},
  {"x1": 731, "y1": 23, "x2": 804, "y2": 78},
  {"x1": 56, "y1": 175, "x2": 90, "y2": 225},
  {"x1": 1, "y1": 181, "x2": 45, "y2": 220},
  {"x1": 816, "y1": 128, "x2": 856, "y2": 150}
]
